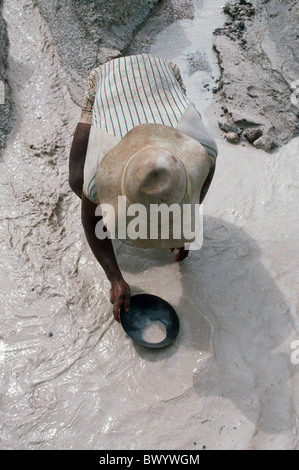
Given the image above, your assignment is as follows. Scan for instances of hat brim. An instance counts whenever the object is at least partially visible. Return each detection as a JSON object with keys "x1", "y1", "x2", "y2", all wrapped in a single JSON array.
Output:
[{"x1": 95, "y1": 124, "x2": 210, "y2": 248}]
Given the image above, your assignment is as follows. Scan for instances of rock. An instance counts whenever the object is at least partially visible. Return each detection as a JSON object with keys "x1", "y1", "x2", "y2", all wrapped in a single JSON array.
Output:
[
  {"x1": 253, "y1": 135, "x2": 277, "y2": 152},
  {"x1": 225, "y1": 131, "x2": 240, "y2": 143},
  {"x1": 216, "y1": 1, "x2": 255, "y2": 41},
  {"x1": 218, "y1": 121, "x2": 242, "y2": 135},
  {"x1": 244, "y1": 128, "x2": 263, "y2": 143}
]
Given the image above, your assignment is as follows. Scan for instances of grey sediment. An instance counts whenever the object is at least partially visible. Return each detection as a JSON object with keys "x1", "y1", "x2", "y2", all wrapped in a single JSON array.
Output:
[{"x1": 212, "y1": 0, "x2": 299, "y2": 151}]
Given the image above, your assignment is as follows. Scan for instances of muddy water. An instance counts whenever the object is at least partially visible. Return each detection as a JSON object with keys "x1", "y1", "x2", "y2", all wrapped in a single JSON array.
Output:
[{"x1": 1, "y1": 0, "x2": 299, "y2": 450}]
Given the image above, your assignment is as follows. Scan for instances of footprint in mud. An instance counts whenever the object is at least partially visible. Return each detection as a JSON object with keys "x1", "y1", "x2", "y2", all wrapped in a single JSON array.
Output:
[{"x1": 246, "y1": 85, "x2": 266, "y2": 98}]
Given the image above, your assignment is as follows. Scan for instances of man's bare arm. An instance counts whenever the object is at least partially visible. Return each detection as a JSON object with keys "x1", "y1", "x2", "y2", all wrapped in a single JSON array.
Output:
[
  {"x1": 69, "y1": 123, "x2": 91, "y2": 198},
  {"x1": 81, "y1": 193, "x2": 130, "y2": 322}
]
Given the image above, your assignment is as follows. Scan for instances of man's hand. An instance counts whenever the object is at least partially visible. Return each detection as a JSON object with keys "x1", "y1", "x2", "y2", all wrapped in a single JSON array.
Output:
[
  {"x1": 110, "y1": 279, "x2": 131, "y2": 323},
  {"x1": 169, "y1": 247, "x2": 189, "y2": 262}
]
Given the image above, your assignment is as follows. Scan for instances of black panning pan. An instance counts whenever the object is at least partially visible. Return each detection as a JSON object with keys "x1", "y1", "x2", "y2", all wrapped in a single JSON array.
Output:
[{"x1": 120, "y1": 294, "x2": 180, "y2": 348}]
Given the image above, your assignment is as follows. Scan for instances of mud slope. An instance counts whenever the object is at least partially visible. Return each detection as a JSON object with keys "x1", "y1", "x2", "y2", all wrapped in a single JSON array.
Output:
[
  {"x1": 0, "y1": 0, "x2": 13, "y2": 152},
  {"x1": 213, "y1": 0, "x2": 299, "y2": 151}
]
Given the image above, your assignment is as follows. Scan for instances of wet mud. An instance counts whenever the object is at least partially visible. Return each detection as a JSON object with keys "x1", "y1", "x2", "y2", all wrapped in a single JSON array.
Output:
[{"x1": 0, "y1": 0, "x2": 298, "y2": 450}]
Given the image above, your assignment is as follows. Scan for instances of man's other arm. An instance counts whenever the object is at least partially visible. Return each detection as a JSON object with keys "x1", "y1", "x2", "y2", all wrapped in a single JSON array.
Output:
[{"x1": 69, "y1": 123, "x2": 91, "y2": 198}]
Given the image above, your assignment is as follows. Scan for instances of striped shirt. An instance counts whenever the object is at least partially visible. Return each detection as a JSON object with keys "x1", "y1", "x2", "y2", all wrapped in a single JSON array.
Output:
[
  {"x1": 80, "y1": 54, "x2": 190, "y2": 136},
  {"x1": 80, "y1": 54, "x2": 218, "y2": 202}
]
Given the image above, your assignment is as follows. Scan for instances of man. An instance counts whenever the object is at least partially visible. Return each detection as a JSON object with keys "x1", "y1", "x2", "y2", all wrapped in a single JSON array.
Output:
[{"x1": 69, "y1": 54, "x2": 218, "y2": 322}]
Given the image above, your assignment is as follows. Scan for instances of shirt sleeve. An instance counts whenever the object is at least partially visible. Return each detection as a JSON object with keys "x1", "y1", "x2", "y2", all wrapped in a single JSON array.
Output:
[
  {"x1": 79, "y1": 68, "x2": 98, "y2": 125},
  {"x1": 169, "y1": 61, "x2": 187, "y2": 95}
]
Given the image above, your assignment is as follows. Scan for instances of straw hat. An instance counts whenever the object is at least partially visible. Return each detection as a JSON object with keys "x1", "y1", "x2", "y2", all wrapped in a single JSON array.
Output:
[{"x1": 94, "y1": 123, "x2": 210, "y2": 248}]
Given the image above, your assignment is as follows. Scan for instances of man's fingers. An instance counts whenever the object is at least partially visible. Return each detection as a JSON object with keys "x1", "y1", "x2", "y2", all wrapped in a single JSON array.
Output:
[
  {"x1": 174, "y1": 248, "x2": 183, "y2": 262},
  {"x1": 169, "y1": 247, "x2": 188, "y2": 261},
  {"x1": 113, "y1": 300, "x2": 122, "y2": 323},
  {"x1": 110, "y1": 279, "x2": 131, "y2": 322},
  {"x1": 174, "y1": 248, "x2": 189, "y2": 262},
  {"x1": 124, "y1": 292, "x2": 131, "y2": 312},
  {"x1": 112, "y1": 292, "x2": 131, "y2": 322}
]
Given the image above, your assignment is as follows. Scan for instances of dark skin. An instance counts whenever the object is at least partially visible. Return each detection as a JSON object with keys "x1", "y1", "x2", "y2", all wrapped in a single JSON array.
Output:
[
  {"x1": 81, "y1": 192, "x2": 131, "y2": 322},
  {"x1": 69, "y1": 123, "x2": 214, "y2": 322},
  {"x1": 68, "y1": 122, "x2": 91, "y2": 198}
]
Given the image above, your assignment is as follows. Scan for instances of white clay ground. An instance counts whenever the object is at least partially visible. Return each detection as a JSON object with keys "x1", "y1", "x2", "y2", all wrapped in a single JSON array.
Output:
[{"x1": 0, "y1": 0, "x2": 298, "y2": 450}]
